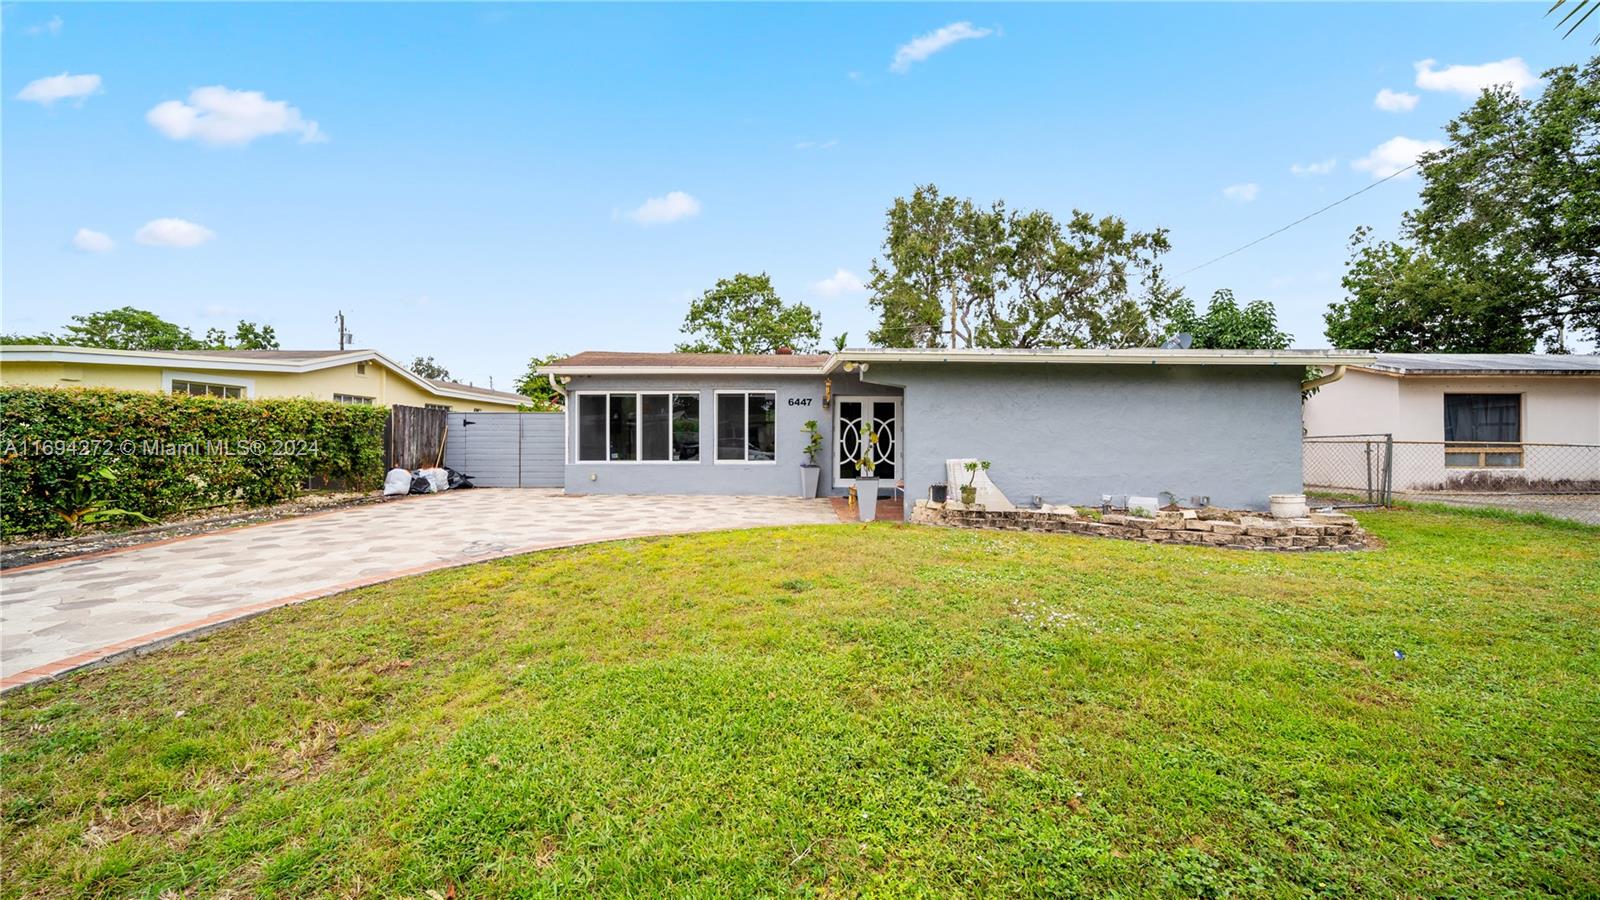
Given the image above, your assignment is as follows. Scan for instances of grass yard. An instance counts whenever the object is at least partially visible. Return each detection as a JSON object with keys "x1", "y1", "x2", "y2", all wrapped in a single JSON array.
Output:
[{"x1": 3, "y1": 509, "x2": 1598, "y2": 897}]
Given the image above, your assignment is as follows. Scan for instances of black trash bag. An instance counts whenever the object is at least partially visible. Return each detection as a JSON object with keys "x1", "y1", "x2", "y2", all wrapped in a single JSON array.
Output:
[
  {"x1": 445, "y1": 467, "x2": 475, "y2": 490},
  {"x1": 409, "y1": 474, "x2": 433, "y2": 494}
]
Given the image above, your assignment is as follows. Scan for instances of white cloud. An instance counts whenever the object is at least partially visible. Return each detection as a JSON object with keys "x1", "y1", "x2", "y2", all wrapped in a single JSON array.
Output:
[
  {"x1": 1352, "y1": 136, "x2": 1445, "y2": 179},
  {"x1": 71, "y1": 228, "x2": 115, "y2": 253},
  {"x1": 1290, "y1": 158, "x2": 1337, "y2": 176},
  {"x1": 134, "y1": 218, "x2": 216, "y2": 248},
  {"x1": 890, "y1": 21, "x2": 993, "y2": 73},
  {"x1": 1414, "y1": 57, "x2": 1540, "y2": 97},
  {"x1": 1374, "y1": 88, "x2": 1419, "y2": 112},
  {"x1": 811, "y1": 269, "x2": 866, "y2": 297},
  {"x1": 795, "y1": 138, "x2": 839, "y2": 150},
  {"x1": 146, "y1": 86, "x2": 325, "y2": 147},
  {"x1": 623, "y1": 191, "x2": 701, "y2": 226},
  {"x1": 1222, "y1": 183, "x2": 1260, "y2": 203},
  {"x1": 25, "y1": 15, "x2": 63, "y2": 37},
  {"x1": 16, "y1": 72, "x2": 101, "y2": 106}
]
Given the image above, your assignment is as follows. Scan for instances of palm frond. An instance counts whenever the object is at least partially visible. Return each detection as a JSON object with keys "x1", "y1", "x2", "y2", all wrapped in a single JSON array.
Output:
[{"x1": 1547, "y1": 0, "x2": 1600, "y2": 44}]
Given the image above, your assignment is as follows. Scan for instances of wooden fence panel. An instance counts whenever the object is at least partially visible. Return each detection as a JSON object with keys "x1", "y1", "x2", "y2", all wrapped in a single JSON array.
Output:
[{"x1": 385, "y1": 405, "x2": 449, "y2": 471}]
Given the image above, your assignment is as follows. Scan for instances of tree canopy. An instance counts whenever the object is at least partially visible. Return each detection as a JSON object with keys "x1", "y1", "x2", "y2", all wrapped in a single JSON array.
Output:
[
  {"x1": 1168, "y1": 289, "x2": 1291, "y2": 350},
  {"x1": 410, "y1": 356, "x2": 451, "y2": 380},
  {"x1": 514, "y1": 352, "x2": 567, "y2": 411},
  {"x1": 1326, "y1": 56, "x2": 1600, "y2": 352},
  {"x1": 2, "y1": 307, "x2": 279, "y2": 351},
  {"x1": 867, "y1": 184, "x2": 1182, "y2": 349},
  {"x1": 676, "y1": 273, "x2": 821, "y2": 354}
]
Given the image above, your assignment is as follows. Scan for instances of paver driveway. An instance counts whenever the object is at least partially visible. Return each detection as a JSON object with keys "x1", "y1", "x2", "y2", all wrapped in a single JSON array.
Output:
[{"x1": 0, "y1": 490, "x2": 839, "y2": 689}]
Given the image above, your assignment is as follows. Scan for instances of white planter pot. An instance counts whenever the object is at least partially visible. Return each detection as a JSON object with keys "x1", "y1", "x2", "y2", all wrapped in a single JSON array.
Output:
[
  {"x1": 799, "y1": 465, "x2": 820, "y2": 499},
  {"x1": 855, "y1": 478, "x2": 880, "y2": 521},
  {"x1": 1269, "y1": 493, "x2": 1309, "y2": 519}
]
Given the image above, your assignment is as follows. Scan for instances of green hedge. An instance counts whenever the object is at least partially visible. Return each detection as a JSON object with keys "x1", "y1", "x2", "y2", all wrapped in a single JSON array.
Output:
[{"x1": 0, "y1": 386, "x2": 388, "y2": 538}]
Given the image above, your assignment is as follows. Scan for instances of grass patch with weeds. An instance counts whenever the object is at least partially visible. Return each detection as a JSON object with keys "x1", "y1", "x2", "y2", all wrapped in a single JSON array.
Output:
[{"x1": 3, "y1": 508, "x2": 1598, "y2": 897}]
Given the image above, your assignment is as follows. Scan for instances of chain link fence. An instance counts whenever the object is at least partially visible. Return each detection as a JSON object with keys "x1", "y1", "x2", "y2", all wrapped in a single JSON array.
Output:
[{"x1": 1304, "y1": 435, "x2": 1600, "y2": 525}]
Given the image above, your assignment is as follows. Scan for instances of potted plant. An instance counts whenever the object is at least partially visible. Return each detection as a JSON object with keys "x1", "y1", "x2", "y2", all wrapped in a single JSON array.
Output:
[
  {"x1": 960, "y1": 460, "x2": 990, "y2": 506},
  {"x1": 799, "y1": 419, "x2": 822, "y2": 498},
  {"x1": 854, "y1": 423, "x2": 880, "y2": 522}
]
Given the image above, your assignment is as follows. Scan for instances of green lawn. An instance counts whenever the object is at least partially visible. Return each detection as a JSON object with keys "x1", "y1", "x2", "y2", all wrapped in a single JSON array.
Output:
[{"x1": 3, "y1": 510, "x2": 1598, "y2": 897}]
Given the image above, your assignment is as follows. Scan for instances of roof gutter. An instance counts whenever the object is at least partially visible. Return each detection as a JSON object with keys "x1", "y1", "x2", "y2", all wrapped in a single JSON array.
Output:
[{"x1": 1300, "y1": 365, "x2": 1348, "y2": 392}]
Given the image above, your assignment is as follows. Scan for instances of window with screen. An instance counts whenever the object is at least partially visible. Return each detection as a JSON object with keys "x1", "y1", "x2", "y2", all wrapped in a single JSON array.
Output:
[{"x1": 1444, "y1": 394, "x2": 1522, "y2": 468}]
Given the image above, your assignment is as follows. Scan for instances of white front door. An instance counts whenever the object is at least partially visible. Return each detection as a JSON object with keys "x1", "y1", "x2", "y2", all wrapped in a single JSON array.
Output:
[{"x1": 835, "y1": 397, "x2": 900, "y2": 487}]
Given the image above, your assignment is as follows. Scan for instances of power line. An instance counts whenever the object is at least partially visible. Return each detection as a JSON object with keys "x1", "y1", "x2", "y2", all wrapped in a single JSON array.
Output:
[{"x1": 1175, "y1": 162, "x2": 1418, "y2": 277}]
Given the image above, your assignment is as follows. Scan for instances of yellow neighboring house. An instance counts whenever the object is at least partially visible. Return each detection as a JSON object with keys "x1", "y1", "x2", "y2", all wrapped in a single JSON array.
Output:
[{"x1": 0, "y1": 346, "x2": 528, "y2": 412}]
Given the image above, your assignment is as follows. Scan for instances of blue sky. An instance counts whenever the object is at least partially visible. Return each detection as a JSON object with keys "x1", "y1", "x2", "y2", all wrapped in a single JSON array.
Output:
[{"x1": 4, "y1": 3, "x2": 1591, "y2": 389}]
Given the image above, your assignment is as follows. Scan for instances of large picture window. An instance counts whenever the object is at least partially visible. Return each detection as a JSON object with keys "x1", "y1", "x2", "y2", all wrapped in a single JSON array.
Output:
[
  {"x1": 715, "y1": 391, "x2": 776, "y2": 463},
  {"x1": 577, "y1": 392, "x2": 699, "y2": 462},
  {"x1": 1444, "y1": 394, "x2": 1522, "y2": 468}
]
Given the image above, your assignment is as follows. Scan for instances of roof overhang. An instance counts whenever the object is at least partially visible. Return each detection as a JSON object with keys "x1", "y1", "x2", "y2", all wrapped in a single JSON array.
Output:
[
  {"x1": 547, "y1": 365, "x2": 828, "y2": 377},
  {"x1": 822, "y1": 348, "x2": 1376, "y2": 372},
  {"x1": 541, "y1": 348, "x2": 1377, "y2": 378},
  {"x1": 0, "y1": 345, "x2": 529, "y2": 405},
  {"x1": 1355, "y1": 364, "x2": 1600, "y2": 378}
]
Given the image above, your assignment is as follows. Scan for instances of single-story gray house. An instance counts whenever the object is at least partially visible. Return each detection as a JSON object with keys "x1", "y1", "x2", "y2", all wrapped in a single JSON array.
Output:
[{"x1": 540, "y1": 348, "x2": 1375, "y2": 519}]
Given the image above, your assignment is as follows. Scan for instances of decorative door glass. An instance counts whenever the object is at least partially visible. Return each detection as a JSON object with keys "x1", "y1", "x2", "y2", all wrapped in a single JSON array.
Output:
[{"x1": 837, "y1": 399, "x2": 898, "y2": 481}]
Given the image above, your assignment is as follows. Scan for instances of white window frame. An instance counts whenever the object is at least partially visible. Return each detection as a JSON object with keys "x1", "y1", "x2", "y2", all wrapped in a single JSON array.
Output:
[
  {"x1": 333, "y1": 393, "x2": 376, "y2": 405},
  {"x1": 712, "y1": 389, "x2": 779, "y2": 465},
  {"x1": 161, "y1": 369, "x2": 254, "y2": 399},
  {"x1": 573, "y1": 391, "x2": 701, "y2": 464}
]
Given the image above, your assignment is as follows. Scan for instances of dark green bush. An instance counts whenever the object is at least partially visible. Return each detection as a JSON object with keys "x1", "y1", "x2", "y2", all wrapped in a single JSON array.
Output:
[{"x1": 0, "y1": 386, "x2": 387, "y2": 537}]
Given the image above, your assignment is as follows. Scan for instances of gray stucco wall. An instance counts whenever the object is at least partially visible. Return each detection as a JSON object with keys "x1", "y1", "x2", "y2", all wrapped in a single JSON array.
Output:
[
  {"x1": 863, "y1": 363, "x2": 1306, "y2": 517},
  {"x1": 560, "y1": 372, "x2": 898, "y2": 497}
]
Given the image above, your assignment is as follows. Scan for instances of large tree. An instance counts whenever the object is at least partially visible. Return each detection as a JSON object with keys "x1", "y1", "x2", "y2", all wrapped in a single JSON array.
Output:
[
  {"x1": 2, "y1": 307, "x2": 278, "y2": 351},
  {"x1": 676, "y1": 273, "x2": 821, "y2": 354},
  {"x1": 1327, "y1": 57, "x2": 1600, "y2": 352},
  {"x1": 865, "y1": 184, "x2": 975, "y2": 347},
  {"x1": 867, "y1": 185, "x2": 1182, "y2": 349}
]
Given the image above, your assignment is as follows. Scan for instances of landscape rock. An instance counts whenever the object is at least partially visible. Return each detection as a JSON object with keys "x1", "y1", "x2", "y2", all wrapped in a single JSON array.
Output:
[{"x1": 912, "y1": 502, "x2": 1366, "y2": 552}]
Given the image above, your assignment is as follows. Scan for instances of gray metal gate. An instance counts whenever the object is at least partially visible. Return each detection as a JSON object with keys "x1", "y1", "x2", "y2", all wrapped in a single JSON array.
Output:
[{"x1": 443, "y1": 412, "x2": 564, "y2": 488}]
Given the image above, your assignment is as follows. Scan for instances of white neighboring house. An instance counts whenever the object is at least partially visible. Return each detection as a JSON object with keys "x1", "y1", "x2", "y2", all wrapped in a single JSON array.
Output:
[{"x1": 1302, "y1": 353, "x2": 1600, "y2": 492}]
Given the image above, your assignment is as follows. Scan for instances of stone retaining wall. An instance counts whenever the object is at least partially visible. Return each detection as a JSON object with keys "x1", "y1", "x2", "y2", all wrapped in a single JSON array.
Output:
[{"x1": 911, "y1": 501, "x2": 1369, "y2": 551}]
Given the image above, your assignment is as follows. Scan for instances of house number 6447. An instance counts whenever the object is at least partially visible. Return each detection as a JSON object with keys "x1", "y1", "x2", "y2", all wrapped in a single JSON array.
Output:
[{"x1": 787, "y1": 398, "x2": 813, "y2": 407}]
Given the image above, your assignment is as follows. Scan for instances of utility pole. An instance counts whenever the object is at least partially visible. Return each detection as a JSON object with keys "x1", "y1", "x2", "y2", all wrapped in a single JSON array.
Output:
[{"x1": 334, "y1": 311, "x2": 353, "y2": 351}]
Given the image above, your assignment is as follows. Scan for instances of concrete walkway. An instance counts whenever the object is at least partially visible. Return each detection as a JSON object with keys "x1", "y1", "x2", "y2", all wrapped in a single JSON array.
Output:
[{"x1": 0, "y1": 490, "x2": 838, "y2": 689}]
